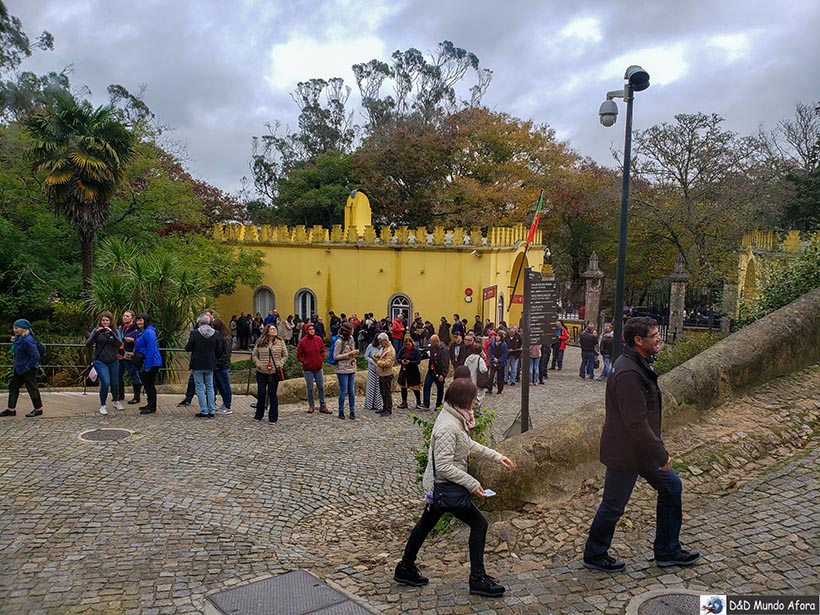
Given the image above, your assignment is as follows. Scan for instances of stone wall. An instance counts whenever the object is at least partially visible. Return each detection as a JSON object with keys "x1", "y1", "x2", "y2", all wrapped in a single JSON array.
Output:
[{"x1": 475, "y1": 287, "x2": 820, "y2": 508}]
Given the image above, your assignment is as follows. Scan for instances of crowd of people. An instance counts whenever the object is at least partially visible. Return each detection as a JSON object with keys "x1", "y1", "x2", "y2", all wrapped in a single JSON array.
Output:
[
  {"x1": 2, "y1": 311, "x2": 698, "y2": 599},
  {"x1": 2, "y1": 307, "x2": 620, "y2": 420}
]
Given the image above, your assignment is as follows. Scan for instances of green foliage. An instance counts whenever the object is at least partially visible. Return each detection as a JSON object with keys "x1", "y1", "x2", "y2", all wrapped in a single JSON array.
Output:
[
  {"x1": 736, "y1": 245, "x2": 820, "y2": 328},
  {"x1": 161, "y1": 235, "x2": 264, "y2": 299},
  {"x1": 25, "y1": 92, "x2": 135, "y2": 290},
  {"x1": 0, "y1": 123, "x2": 82, "y2": 319},
  {"x1": 653, "y1": 332, "x2": 728, "y2": 375},
  {"x1": 86, "y1": 237, "x2": 210, "y2": 348},
  {"x1": 0, "y1": 2, "x2": 53, "y2": 75},
  {"x1": 782, "y1": 137, "x2": 820, "y2": 232},
  {"x1": 248, "y1": 152, "x2": 355, "y2": 227}
]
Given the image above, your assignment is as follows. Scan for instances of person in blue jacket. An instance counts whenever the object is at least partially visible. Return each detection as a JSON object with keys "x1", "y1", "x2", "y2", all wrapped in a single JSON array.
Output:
[
  {"x1": 2, "y1": 319, "x2": 44, "y2": 417},
  {"x1": 134, "y1": 313, "x2": 163, "y2": 414}
]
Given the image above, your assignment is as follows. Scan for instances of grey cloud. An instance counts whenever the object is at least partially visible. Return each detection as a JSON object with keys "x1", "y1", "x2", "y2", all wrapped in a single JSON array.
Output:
[{"x1": 8, "y1": 0, "x2": 819, "y2": 194}]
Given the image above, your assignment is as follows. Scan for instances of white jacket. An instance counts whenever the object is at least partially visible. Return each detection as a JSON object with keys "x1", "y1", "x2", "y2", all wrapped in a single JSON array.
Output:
[
  {"x1": 422, "y1": 403, "x2": 502, "y2": 494},
  {"x1": 464, "y1": 352, "x2": 489, "y2": 385}
]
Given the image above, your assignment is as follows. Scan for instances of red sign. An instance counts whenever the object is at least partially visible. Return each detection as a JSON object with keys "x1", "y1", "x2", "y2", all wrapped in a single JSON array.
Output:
[
  {"x1": 511, "y1": 294, "x2": 524, "y2": 304},
  {"x1": 482, "y1": 286, "x2": 497, "y2": 300}
]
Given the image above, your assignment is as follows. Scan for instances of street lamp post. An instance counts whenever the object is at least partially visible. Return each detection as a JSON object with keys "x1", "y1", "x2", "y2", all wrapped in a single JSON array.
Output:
[{"x1": 598, "y1": 65, "x2": 650, "y2": 360}]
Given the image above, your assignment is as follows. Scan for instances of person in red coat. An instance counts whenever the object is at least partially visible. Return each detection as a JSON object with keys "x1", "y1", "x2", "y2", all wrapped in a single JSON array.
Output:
[
  {"x1": 296, "y1": 323, "x2": 329, "y2": 413},
  {"x1": 550, "y1": 320, "x2": 570, "y2": 370}
]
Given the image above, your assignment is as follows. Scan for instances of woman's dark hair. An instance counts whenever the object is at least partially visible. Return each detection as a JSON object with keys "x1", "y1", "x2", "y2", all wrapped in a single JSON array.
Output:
[
  {"x1": 212, "y1": 318, "x2": 231, "y2": 338},
  {"x1": 444, "y1": 377, "x2": 477, "y2": 410},
  {"x1": 453, "y1": 365, "x2": 471, "y2": 380},
  {"x1": 135, "y1": 313, "x2": 151, "y2": 327},
  {"x1": 623, "y1": 317, "x2": 658, "y2": 347},
  {"x1": 97, "y1": 310, "x2": 114, "y2": 326}
]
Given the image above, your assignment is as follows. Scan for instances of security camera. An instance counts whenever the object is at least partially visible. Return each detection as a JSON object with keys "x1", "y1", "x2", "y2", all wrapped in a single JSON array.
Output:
[
  {"x1": 599, "y1": 99, "x2": 618, "y2": 127},
  {"x1": 470, "y1": 250, "x2": 479, "y2": 256}
]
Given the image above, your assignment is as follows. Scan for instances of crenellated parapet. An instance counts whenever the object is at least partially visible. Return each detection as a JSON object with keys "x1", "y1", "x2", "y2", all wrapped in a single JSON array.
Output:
[
  {"x1": 736, "y1": 229, "x2": 819, "y2": 317},
  {"x1": 214, "y1": 222, "x2": 542, "y2": 248},
  {"x1": 742, "y1": 229, "x2": 820, "y2": 253}
]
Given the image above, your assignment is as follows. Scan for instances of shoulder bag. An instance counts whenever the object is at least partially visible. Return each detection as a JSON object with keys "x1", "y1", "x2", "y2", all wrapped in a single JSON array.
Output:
[
  {"x1": 269, "y1": 347, "x2": 285, "y2": 381},
  {"x1": 431, "y1": 436, "x2": 472, "y2": 512}
]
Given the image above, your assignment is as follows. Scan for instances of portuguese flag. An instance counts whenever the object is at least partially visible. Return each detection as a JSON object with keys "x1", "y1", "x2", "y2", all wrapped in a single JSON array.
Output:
[{"x1": 525, "y1": 190, "x2": 544, "y2": 246}]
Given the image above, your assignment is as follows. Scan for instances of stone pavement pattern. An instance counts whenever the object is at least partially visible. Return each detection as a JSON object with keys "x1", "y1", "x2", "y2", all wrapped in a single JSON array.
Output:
[{"x1": 0, "y1": 356, "x2": 817, "y2": 614}]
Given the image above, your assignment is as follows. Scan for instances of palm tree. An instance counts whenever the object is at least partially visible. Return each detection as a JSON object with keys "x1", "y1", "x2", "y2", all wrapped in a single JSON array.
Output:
[
  {"x1": 25, "y1": 93, "x2": 134, "y2": 291},
  {"x1": 88, "y1": 237, "x2": 209, "y2": 350}
]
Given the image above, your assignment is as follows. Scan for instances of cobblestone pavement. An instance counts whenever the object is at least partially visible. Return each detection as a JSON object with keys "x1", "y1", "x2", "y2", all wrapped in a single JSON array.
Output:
[{"x1": 0, "y1": 356, "x2": 817, "y2": 614}]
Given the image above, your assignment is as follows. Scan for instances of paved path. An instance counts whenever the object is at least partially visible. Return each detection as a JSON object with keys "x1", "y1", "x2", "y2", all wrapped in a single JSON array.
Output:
[{"x1": 0, "y1": 356, "x2": 816, "y2": 614}]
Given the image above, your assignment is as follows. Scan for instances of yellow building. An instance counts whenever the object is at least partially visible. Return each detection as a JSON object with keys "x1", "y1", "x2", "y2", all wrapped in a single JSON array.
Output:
[
  {"x1": 214, "y1": 190, "x2": 545, "y2": 326},
  {"x1": 736, "y1": 229, "x2": 819, "y2": 315}
]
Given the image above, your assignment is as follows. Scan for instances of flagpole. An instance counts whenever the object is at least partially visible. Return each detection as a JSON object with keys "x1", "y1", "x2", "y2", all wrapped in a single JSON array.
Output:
[{"x1": 508, "y1": 190, "x2": 543, "y2": 313}]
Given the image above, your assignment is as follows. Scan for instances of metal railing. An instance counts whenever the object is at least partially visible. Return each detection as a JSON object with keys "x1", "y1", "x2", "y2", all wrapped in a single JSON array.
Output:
[{"x1": 0, "y1": 342, "x2": 261, "y2": 394}]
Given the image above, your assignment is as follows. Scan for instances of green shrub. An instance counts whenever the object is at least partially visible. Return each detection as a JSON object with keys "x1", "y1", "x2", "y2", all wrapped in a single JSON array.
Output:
[
  {"x1": 654, "y1": 332, "x2": 727, "y2": 375},
  {"x1": 736, "y1": 244, "x2": 820, "y2": 328}
]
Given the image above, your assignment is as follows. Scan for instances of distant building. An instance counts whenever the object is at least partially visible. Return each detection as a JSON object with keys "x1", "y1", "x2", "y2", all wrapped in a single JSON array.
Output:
[
  {"x1": 214, "y1": 190, "x2": 544, "y2": 326},
  {"x1": 735, "y1": 229, "x2": 818, "y2": 315}
]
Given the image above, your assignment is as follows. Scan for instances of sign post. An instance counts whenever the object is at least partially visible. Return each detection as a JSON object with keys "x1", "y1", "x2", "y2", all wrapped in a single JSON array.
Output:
[{"x1": 519, "y1": 269, "x2": 559, "y2": 435}]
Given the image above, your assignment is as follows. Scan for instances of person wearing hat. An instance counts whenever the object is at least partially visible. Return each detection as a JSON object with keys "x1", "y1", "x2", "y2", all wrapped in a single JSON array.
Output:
[{"x1": 2, "y1": 319, "x2": 44, "y2": 417}]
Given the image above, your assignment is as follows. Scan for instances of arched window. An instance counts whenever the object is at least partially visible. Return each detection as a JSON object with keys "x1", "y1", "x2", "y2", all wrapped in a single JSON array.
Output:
[
  {"x1": 294, "y1": 288, "x2": 317, "y2": 320},
  {"x1": 254, "y1": 286, "x2": 275, "y2": 317},
  {"x1": 388, "y1": 293, "x2": 412, "y2": 322}
]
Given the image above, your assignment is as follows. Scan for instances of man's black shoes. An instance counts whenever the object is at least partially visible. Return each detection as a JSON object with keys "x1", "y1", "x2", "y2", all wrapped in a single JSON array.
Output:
[
  {"x1": 469, "y1": 573, "x2": 505, "y2": 597},
  {"x1": 656, "y1": 549, "x2": 700, "y2": 568},
  {"x1": 393, "y1": 562, "x2": 428, "y2": 587},
  {"x1": 583, "y1": 554, "x2": 626, "y2": 573}
]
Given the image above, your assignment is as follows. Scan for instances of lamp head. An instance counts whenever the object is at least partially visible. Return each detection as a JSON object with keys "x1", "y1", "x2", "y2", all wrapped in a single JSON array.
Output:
[
  {"x1": 625, "y1": 65, "x2": 650, "y2": 91},
  {"x1": 599, "y1": 99, "x2": 618, "y2": 127}
]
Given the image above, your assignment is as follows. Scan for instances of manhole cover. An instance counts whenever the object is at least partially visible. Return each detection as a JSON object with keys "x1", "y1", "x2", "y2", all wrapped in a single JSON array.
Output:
[
  {"x1": 207, "y1": 569, "x2": 374, "y2": 615},
  {"x1": 79, "y1": 428, "x2": 133, "y2": 442},
  {"x1": 637, "y1": 592, "x2": 699, "y2": 615}
]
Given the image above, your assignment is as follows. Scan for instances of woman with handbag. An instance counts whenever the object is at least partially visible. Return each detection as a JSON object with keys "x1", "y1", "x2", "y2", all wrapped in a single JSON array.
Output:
[
  {"x1": 252, "y1": 324, "x2": 288, "y2": 423},
  {"x1": 86, "y1": 311, "x2": 123, "y2": 415},
  {"x1": 394, "y1": 378, "x2": 515, "y2": 597},
  {"x1": 396, "y1": 335, "x2": 422, "y2": 409},
  {"x1": 134, "y1": 313, "x2": 162, "y2": 414}
]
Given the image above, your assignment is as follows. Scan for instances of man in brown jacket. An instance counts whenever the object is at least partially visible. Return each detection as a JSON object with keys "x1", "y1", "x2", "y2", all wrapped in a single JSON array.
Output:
[{"x1": 582, "y1": 317, "x2": 700, "y2": 573}]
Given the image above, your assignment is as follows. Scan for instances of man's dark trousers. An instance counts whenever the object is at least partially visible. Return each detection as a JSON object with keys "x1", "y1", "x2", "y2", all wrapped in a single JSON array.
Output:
[
  {"x1": 422, "y1": 371, "x2": 443, "y2": 408},
  {"x1": 584, "y1": 466, "x2": 683, "y2": 560}
]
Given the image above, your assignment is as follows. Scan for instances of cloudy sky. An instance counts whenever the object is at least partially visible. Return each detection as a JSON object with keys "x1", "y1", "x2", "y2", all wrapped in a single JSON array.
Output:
[{"x1": 11, "y1": 0, "x2": 819, "y2": 196}]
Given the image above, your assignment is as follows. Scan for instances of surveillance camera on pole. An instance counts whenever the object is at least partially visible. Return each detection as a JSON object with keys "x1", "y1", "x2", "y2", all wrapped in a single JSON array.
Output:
[
  {"x1": 596, "y1": 65, "x2": 650, "y2": 359},
  {"x1": 598, "y1": 99, "x2": 619, "y2": 126}
]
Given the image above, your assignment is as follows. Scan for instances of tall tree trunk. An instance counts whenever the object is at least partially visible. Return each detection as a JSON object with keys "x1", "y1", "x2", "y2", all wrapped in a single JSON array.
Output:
[{"x1": 78, "y1": 227, "x2": 96, "y2": 294}]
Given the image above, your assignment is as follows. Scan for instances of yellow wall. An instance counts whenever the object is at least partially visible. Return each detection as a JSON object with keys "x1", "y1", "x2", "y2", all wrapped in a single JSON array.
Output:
[{"x1": 215, "y1": 234, "x2": 543, "y2": 326}]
